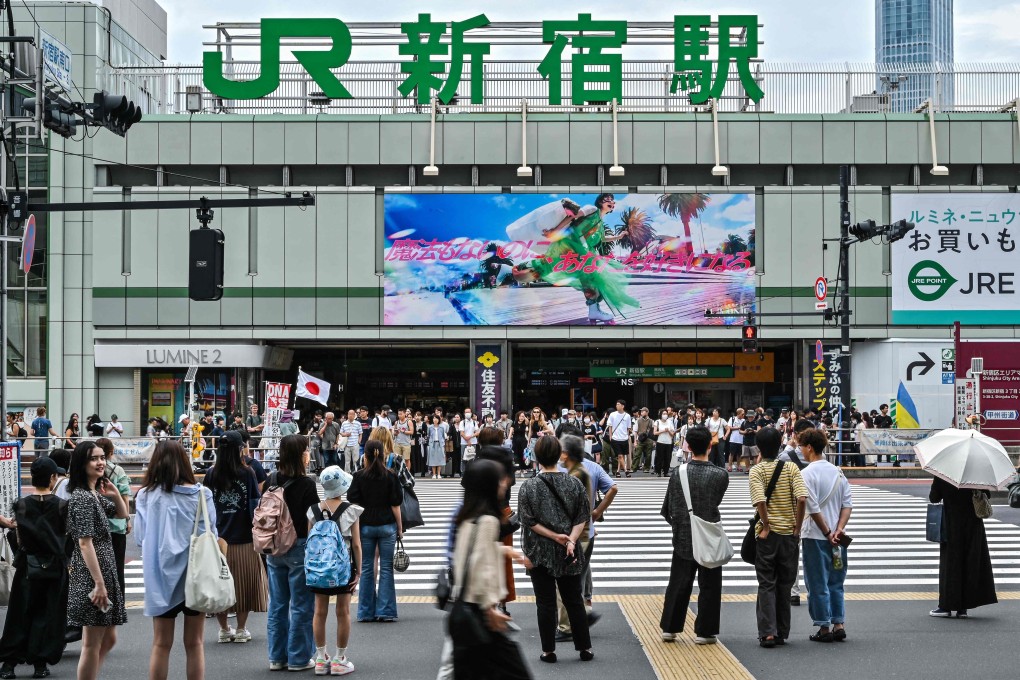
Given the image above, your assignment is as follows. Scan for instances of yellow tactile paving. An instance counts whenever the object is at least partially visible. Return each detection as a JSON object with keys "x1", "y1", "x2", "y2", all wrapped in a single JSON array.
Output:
[{"x1": 616, "y1": 594, "x2": 754, "y2": 680}]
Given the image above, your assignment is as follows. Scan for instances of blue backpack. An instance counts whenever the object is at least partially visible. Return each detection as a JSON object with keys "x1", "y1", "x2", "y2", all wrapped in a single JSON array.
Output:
[{"x1": 305, "y1": 503, "x2": 352, "y2": 590}]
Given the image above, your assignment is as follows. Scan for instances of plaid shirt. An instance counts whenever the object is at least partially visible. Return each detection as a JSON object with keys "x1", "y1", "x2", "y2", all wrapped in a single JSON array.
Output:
[{"x1": 660, "y1": 461, "x2": 730, "y2": 561}]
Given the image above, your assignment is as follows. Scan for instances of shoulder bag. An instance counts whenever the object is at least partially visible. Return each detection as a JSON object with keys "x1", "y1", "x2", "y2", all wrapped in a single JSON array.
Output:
[
  {"x1": 185, "y1": 486, "x2": 237, "y2": 614},
  {"x1": 739, "y1": 461, "x2": 785, "y2": 565},
  {"x1": 446, "y1": 520, "x2": 491, "y2": 647},
  {"x1": 926, "y1": 502, "x2": 945, "y2": 542},
  {"x1": 678, "y1": 465, "x2": 733, "y2": 569},
  {"x1": 972, "y1": 490, "x2": 993, "y2": 519}
]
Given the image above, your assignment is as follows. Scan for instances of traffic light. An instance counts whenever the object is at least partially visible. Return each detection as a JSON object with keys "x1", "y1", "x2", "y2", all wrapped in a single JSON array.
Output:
[
  {"x1": 22, "y1": 97, "x2": 77, "y2": 138},
  {"x1": 886, "y1": 219, "x2": 915, "y2": 243},
  {"x1": 189, "y1": 228, "x2": 225, "y2": 301},
  {"x1": 92, "y1": 91, "x2": 143, "y2": 136},
  {"x1": 849, "y1": 219, "x2": 881, "y2": 241},
  {"x1": 742, "y1": 324, "x2": 758, "y2": 354}
]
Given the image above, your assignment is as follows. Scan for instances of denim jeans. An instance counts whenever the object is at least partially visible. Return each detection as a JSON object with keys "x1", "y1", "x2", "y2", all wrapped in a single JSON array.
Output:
[
  {"x1": 266, "y1": 538, "x2": 315, "y2": 666},
  {"x1": 321, "y1": 449, "x2": 339, "y2": 468},
  {"x1": 802, "y1": 538, "x2": 847, "y2": 627},
  {"x1": 358, "y1": 523, "x2": 398, "y2": 621}
]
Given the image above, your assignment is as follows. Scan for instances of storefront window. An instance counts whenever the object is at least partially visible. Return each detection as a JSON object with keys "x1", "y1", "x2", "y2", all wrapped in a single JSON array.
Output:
[{"x1": 142, "y1": 370, "x2": 235, "y2": 428}]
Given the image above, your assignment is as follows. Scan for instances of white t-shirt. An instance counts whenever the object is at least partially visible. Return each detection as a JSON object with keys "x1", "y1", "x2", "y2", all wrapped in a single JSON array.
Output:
[
  {"x1": 306, "y1": 502, "x2": 365, "y2": 543},
  {"x1": 654, "y1": 418, "x2": 674, "y2": 444},
  {"x1": 800, "y1": 460, "x2": 853, "y2": 541},
  {"x1": 458, "y1": 418, "x2": 479, "y2": 446},
  {"x1": 707, "y1": 417, "x2": 724, "y2": 437},
  {"x1": 372, "y1": 416, "x2": 393, "y2": 431},
  {"x1": 606, "y1": 412, "x2": 632, "y2": 441},
  {"x1": 728, "y1": 417, "x2": 745, "y2": 445},
  {"x1": 105, "y1": 421, "x2": 123, "y2": 438}
]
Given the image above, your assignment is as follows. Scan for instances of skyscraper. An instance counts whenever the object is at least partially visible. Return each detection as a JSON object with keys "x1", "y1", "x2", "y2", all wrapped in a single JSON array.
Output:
[{"x1": 875, "y1": 0, "x2": 954, "y2": 112}]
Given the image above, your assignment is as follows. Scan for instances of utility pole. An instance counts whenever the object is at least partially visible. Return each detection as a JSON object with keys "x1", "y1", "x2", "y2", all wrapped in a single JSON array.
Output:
[{"x1": 834, "y1": 165, "x2": 852, "y2": 459}]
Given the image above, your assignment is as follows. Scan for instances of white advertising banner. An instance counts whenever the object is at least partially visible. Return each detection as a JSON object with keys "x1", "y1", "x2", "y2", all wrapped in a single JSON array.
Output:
[
  {"x1": 110, "y1": 438, "x2": 157, "y2": 465},
  {"x1": 892, "y1": 193, "x2": 1020, "y2": 325},
  {"x1": 858, "y1": 428, "x2": 937, "y2": 460}
]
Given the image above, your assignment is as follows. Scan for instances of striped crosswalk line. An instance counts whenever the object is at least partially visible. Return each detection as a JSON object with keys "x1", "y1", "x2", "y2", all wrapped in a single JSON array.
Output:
[{"x1": 123, "y1": 477, "x2": 1020, "y2": 598}]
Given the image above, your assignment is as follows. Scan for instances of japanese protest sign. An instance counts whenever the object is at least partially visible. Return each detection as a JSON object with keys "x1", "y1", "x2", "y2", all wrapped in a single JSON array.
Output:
[
  {"x1": 383, "y1": 193, "x2": 756, "y2": 326},
  {"x1": 473, "y1": 345, "x2": 503, "y2": 420},
  {"x1": 203, "y1": 14, "x2": 763, "y2": 106},
  {"x1": 892, "y1": 194, "x2": 1020, "y2": 325},
  {"x1": 261, "y1": 382, "x2": 292, "y2": 455},
  {"x1": 0, "y1": 442, "x2": 20, "y2": 522}
]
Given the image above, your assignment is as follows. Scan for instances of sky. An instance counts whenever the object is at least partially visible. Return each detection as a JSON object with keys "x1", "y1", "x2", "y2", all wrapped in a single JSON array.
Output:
[{"x1": 160, "y1": 0, "x2": 1020, "y2": 64}]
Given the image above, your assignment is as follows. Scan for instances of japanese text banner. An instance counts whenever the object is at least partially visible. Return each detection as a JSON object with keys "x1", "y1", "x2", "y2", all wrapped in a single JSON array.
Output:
[
  {"x1": 892, "y1": 194, "x2": 1020, "y2": 325},
  {"x1": 383, "y1": 192, "x2": 756, "y2": 326}
]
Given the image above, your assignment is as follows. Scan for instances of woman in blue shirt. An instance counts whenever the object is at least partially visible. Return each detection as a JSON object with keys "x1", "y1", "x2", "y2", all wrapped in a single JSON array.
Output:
[{"x1": 135, "y1": 440, "x2": 216, "y2": 680}]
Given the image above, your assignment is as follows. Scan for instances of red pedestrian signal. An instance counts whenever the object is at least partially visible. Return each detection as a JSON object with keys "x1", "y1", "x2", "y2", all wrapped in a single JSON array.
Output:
[{"x1": 742, "y1": 325, "x2": 758, "y2": 353}]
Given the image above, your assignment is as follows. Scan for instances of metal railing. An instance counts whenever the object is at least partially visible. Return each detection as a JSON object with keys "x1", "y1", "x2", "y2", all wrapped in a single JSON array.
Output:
[{"x1": 104, "y1": 61, "x2": 1020, "y2": 116}]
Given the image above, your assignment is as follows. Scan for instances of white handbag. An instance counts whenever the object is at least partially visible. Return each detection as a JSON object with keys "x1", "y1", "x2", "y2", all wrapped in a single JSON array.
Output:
[
  {"x1": 678, "y1": 465, "x2": 734, "y2": 569},
  {"x1": 0, "y1": 538, "x2": 13, "y2": 606},
  {"x1": 185, "y1": 486, "x2": 236, "y2": 614}
]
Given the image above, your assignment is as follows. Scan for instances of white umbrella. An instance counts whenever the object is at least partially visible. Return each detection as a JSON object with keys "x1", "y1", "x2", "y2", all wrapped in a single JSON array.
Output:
[{"x1": 913, "y1": 428, "x2": 1016, "y2": 491}]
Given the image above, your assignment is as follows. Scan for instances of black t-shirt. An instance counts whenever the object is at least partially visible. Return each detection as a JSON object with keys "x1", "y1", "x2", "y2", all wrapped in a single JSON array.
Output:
[
  {"x1": 245, "y1": 457, "x2": 268, "y2": 486},
  {"x1": 272, "y1": 473, "x2": 320, "y2": 539},
  {"x1": 205, "y1": 466, "x2": 260, "y2": 544},
  {"x1": 757, "y1": 416, "x2": 775, "y2": 431},
  {"x1": 874, "y1": 414, "x2": 892, "y2": 429},
  {"x1": 87, "y1": 423, "x2": 104, "y2": 437},
  {"x1": 348, "y1": 469, "x2": 403, "y2": 527},
  {"x1": 357, "y1": 418, "x2": 372, "y2": 446},
  {"x1": 742, "y1": 417, "x2": 758, "y2": 446},
  {"x1": 583, "y1": 424, "x2": 602, "y2": 451}
]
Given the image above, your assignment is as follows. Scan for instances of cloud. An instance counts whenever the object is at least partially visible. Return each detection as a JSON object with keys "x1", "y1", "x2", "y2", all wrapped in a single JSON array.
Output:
[
  {"x1": 718, "y1": 195, "x2": 755, "y2": 224},
  {"x1": 384, "y1": 194, "x2": 418, "y2": 210},
  {"x1": 491, "y1": 195, "x2": 519, "y2": 210}
]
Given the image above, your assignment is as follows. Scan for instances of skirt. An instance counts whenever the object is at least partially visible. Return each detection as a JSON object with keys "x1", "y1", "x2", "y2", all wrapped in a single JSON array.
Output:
[
  {"x1": 225, "y1": 542, "x2": 268, "y2": 613},
  {"x1": 427, "y1": 441, "x2": 446, "y2": 467}
]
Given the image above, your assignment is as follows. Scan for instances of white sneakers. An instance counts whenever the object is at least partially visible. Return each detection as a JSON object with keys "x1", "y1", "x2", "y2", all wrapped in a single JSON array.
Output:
[
  {"x1": 234, "y1": 628, "x2": 252, "y2": 643},
  {"x1": 218, "y1": 627, "x2": 236, "y2": 643},
  {"x1": 314, "y1": 654, "x2": 330, "y2": 676},
  {"x1": 289, "y1": 659, "x2": 315, "y2": 672},
  {"x1": 314, "y1": 653, "x2": 355, "y2": 676},
  {"x1": 661, "y1": 632, "x2": 677, "y2": 642},
  {"x1": 661, "y1": 631, "x2": 719, "y2": 645}
]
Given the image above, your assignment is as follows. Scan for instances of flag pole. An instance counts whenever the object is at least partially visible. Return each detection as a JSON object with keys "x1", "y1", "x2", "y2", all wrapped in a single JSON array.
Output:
[{"x1": 294, "y1": 366, "x2": 302, "y2": 410}]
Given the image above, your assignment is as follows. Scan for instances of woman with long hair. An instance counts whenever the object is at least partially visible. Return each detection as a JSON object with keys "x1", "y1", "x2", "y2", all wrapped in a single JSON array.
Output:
[
  {"x1": 427, "y1": 414, "x2": 448, "y2": 479},
  {"x1": 265, "y1": 434, "x2": 321, "y2": 671},
  {"x1": 64, "y1": 413, "x2": 79, "y2": 449},
  {"x1": 84, "y1": 414, "x2": 104, "y2": 438},
  {"x1": 526, "y1": 408, "x2": 554, "y2": 478},
  {"x1": 517, "y1": 436, "x2": 592, "y2": 663},
  {"x1": 511, "y1": 411, "x2": 529, "y2": 475},
  {"x1": 203, "y1": 430, "x2": 268, "y2": 644},
  {"x1": 347, "y1": 440, "x2": 403, "y2": 622},
  {"x1": 450, "y1": 459, "x2": 532, "y2": 679},
  {"x1": 134, "y1": 440, "x2": 214, "y2": 680},
  {"x1": 0, "y1": 457, "x2": 68, "y2": 680},
  {"x1": 96, "y1": 437, "x2": 131, "y2": 598},
  {"x1": 65, "y1": 441, "x2": 130, "y2": 680}
]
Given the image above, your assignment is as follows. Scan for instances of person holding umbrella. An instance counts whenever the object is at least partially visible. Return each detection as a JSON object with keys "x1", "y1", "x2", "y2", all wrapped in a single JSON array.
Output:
[{"x1": 915, "y1": 429, "x2": 1006, "y2": 619}]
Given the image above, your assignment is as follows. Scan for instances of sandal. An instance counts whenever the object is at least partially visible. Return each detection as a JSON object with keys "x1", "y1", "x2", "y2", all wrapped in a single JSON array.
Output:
[
  {"x1": 759, "y1": 636, "x2": 776, "y2": 649},
  {"x1": 625, "y1": 470, "x2": 632, "y2": 477},
  {"x1": 809, "y1": 629, "x2": 833, "y2": 643},
  {"x1": 832, "y1": 628, "x2": 847, "y2": 642},
  {"x1": 615, "y1": 471, "x2": 621, "y2": 478}
]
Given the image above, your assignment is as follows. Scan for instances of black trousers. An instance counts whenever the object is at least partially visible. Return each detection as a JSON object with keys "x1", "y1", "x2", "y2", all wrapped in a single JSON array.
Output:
[
  {"x1": 453, "y1": 629, "x2": 532, "y2": 680},
  {"x1": 660, "y1": 552, "x2": 722, "y2": 636},
  {"x1": 754, "y1": 533, "x2": 799, "y2": 640},
  {"x1": 654, "y1": 443, "x2": 672, "y2": 476},
  {"x1": 111, "y1": 531, "x2": 127, "y2": 597},
  {"x1": 529, "y1": 566, "x2": 590, "y2": 652}
]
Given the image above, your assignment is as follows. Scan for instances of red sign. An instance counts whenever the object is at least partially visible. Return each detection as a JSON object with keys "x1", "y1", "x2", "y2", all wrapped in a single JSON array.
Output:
[
  {"x1": 265, "y1": 382, "x2": 291, "y2": 410},
  {"x1": 955, "y1": 340, "x2": 1020, "y2": 444},
  {"x1": 814, "y1": 276, "x2": 827, "y2": 302},
  {"x1": 20, "y1": 214, "x2": 36, "y2": 272}
]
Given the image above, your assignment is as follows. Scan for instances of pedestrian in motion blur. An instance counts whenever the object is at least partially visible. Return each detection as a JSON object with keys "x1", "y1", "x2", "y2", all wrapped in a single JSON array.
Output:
[
  {"x1": 928, "y1": 476, "x2": 997, "y2": 619},
  {"x1": 135, "y1": 440, "x2": 216, "y2": 680},
  {"x1": 0, "y1": 457, "x2": 69, "y2": 680},
  {"x1": 659, "y1": 426, "x2": 729, "y2": 645}
]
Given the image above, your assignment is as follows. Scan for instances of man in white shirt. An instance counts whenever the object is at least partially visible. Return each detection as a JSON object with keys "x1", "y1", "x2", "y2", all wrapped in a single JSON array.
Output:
[
  {"x1": 606, "y1": 399, "x2": 633, "y2": 478},
  {"x1": 339, "y1": 410, "x2": 362, "y2": 474},
  {"x1": 105, "y1": 414, "x2": 124, "y2": 438},
  {"x1": 457, "y1": 408, "x2": 479, "y2": 474},
  {"x1": 372, "y1": 406, "x2": 394, "y2": 431},
  {"x1": 799, "y1": 428, "x2": 853, "y2": 642}
]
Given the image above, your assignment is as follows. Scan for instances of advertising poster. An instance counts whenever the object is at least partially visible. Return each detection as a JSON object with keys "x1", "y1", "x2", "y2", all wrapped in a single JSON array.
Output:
[
  {"x1": 0, "y1": 442, "x2": 20, "y2": 522},
  {"x1": 384, "y1": 193, "x2": 755, "y2": 326},
  {"x1": 892, "y1": 193, "x2": 1020, "y2": 324},
  {"x1": 473, "y1": 345, "x2": 502, "y2": 420},
  {"x1": 955, "y1": 340, "x2": 1020, "y2": 444}
]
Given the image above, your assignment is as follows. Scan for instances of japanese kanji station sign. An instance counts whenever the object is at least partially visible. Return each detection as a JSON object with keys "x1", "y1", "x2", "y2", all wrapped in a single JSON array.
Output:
[
  {"x1": 203, "y1": 14, "x2": 763, "y2": 105},
  {"x1": 892, "y1": 193, "x2": 1020, "y2": 325}
]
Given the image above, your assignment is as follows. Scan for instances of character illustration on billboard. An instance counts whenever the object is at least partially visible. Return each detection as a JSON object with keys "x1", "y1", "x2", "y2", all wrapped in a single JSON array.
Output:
[
  {"x1": 383, "y1": 192, "x2": 755, "y2": 326},
  {"x1": 512, "y1": 194, "x2": 638, "y2": 324}
]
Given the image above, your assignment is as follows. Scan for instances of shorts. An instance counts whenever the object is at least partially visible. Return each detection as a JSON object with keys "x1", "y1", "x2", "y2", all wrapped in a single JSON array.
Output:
[
  {"x1": 742, "y1": 445, "x2": 758, "y2": 459},
  {"x1": 156, "y1": 601, "x2": 201, "y2": 619},
  {"x1": 610, "y1": 440, "x2": 629, "y2": 457},
  {"x1": 309, "y1": 581, "x2": 357, "y2": 597},
  {"x1": 727, "y1": 441, "x2": 742, "y2": 458},
  {"x1": 394, "y1": 443, "x2": 411, "y2": 457}
]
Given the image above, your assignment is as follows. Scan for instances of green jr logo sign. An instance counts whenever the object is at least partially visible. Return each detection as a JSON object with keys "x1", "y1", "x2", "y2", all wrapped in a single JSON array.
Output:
[
  {"x1": 907, "y1": 260, "x2": 958, "y2": 302},
  {"x1": 203, "y1": 15, "x2": 763, "y2": 105}
]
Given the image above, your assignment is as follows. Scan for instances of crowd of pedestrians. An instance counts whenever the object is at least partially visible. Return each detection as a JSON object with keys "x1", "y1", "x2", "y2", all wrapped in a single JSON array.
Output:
[{"x1": 0, "y1": 398, "x2": 1003, "y2": 679}]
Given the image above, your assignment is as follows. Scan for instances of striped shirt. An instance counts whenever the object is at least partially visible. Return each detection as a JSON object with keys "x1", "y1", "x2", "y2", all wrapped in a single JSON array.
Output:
[{"x1": 749, "y1": 459, "x2": 809, "y2": 536}]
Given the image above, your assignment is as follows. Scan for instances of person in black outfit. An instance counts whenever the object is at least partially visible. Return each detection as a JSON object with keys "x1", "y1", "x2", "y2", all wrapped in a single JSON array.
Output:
[
  {"x1": 0, "y1": 457, "x2": 70, "y2": 679},
  {"x1": 928, "y1": 477, "x2": 997, "y2": 618}
]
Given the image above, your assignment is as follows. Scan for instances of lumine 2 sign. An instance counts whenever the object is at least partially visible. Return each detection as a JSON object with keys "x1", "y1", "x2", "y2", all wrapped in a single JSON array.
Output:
[{"x1": 203, "y1": 14, "x2": 763, "y2": 105}]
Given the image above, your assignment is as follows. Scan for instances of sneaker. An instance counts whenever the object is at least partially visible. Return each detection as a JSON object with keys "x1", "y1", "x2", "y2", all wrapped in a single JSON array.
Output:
[
  {"x1": 555, "y1": 630, "x2": 573, "y2": 642},
  {"x1": 233, "y1": 628, "x2": 252, "y2": 643},
  {"x1": 289, "y1": 659, "x2": 316, "y2": 672},
  {"x1": 661, "y1": 631, "x2": 677, "y2": 642},
  {"x1": 270, "y1": 662, "x2": 288, "y2": 671},
  {"x1": 694, "y1": 636, "x2": 717, "y2": 645},
  {"x1": 218, "y1": 627, "x2": 236, "y2": 643},
  {"x1": 929, "y1": 607, "x2": 952, "y2": 618},
  {"x1": 331, "y1": 657, "x2": 355, "y2": 676},
  {"x1": 956, "y1": 609, "x2": 969, "y2": 619},
  {"x1": 314, "y1": 654, "x2": 330, "y2": 676}
]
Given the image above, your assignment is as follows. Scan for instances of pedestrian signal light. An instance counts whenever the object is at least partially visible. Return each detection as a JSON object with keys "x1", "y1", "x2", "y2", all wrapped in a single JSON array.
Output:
[{"x1": 742, "y1": 325, "x2": 758, "y2": 353}]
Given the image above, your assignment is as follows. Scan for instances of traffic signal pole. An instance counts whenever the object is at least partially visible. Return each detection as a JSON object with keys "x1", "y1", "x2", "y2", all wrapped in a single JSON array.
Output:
[{"x1": 836, "y1": 164, "x2": 852, "y2": 458}]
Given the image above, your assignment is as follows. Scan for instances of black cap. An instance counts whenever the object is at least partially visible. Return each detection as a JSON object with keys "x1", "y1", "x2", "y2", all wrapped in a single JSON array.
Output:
[{"x1": 32, "y1": 456, "x2": 65, "y2": 477}]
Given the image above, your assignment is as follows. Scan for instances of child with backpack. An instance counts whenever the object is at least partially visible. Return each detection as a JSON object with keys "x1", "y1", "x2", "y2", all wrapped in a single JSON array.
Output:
[{"x1": 305, "y1": 467, "x2": 363, "y2": 676}]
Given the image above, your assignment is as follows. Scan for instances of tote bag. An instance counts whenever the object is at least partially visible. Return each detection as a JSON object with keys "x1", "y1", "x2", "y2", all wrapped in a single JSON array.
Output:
[
  {"x1": 678, "y1": 465, "x2": 733, "y2": 569},
  {"x1": 185, "y1": 486, "x2": 236, "y2": 614},
  {"x1": 926, "y1": 503, "x2": 945, "y2": 543}
]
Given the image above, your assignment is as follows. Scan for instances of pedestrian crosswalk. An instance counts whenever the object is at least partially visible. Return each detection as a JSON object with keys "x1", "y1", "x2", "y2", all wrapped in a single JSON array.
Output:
[{"x1": 123, "y1": 477, "x2": 1020, "y2": 599}]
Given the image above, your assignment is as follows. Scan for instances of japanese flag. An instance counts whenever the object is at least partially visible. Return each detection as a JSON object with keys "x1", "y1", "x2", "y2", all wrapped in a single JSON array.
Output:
[{"x1": 296, "y1": 370, "x2": 330, "y2": 406}]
